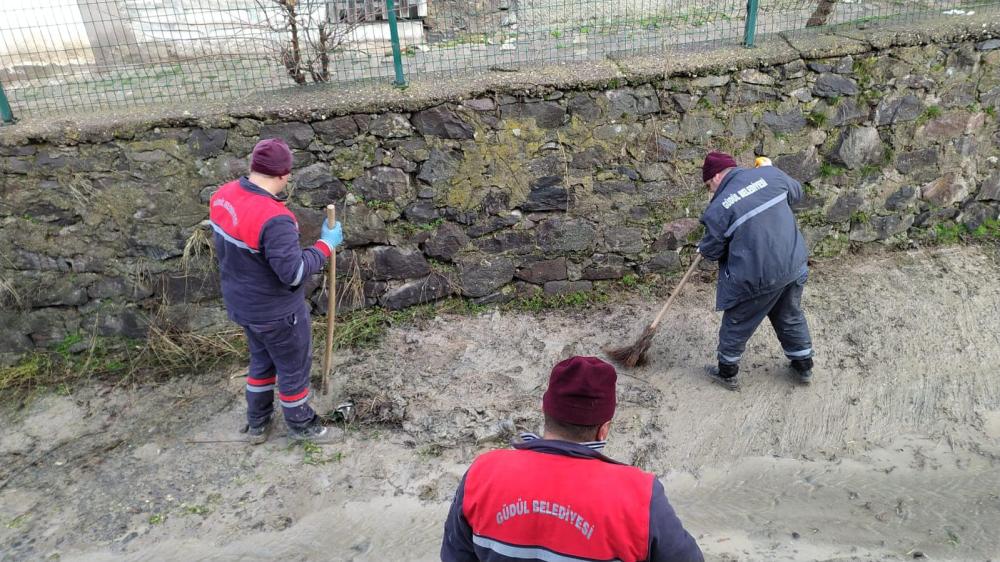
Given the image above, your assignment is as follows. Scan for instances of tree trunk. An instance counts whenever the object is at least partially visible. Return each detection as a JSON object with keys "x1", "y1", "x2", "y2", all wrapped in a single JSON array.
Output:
[
  {"x1": 282, "y1": 1, "x2": 307, "y2": 84},
  {"x1": 806, "y1": 0, "x2": 838, "y2": 27}
]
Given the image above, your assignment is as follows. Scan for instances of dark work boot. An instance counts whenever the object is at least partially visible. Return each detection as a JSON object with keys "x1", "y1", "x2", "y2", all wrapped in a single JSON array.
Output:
[
  {"x1": 245, "y1": 415, "x2": 273, "y2": 445},
  {"x1": 706, "y1": 363, "x2": 740, "y2": 391},
  {"x1": 791, "y1": 358, "x2": 813, "y2": 385},
  {"x1": 287, "y1": 416, "x2": 331, "y2": 442}
]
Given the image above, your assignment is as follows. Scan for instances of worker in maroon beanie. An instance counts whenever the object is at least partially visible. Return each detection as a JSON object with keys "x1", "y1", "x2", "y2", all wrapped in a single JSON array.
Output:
[
  {"x1": 441, "y1": 356, "x2": 703, "y2": 562},
  {"x1": 698, "y1": 151, "x2": 813, "y2": 391},
  {"x1": 209, "y1": 138, "x2": 343, "y2": 444}
]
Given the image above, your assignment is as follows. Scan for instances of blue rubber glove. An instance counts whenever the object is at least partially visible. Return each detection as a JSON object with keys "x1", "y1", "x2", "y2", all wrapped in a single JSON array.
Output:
[{"x1": 319, "y1": 219, "x2": 343, "y2": 251}]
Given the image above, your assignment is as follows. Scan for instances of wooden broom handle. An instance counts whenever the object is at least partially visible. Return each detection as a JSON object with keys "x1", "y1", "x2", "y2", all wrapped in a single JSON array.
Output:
[
  {"x1": 321, "y1": 205, "x2": 336, "y2": 395},
  {"x1": 649, "y1": 254, "x2": 702, "y2": 330}
]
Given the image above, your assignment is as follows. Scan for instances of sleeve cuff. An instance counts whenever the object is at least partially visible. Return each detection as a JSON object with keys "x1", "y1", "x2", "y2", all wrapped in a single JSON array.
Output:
[{"x1": 314, "y1": 241, "x2": 332, "y2": 258}]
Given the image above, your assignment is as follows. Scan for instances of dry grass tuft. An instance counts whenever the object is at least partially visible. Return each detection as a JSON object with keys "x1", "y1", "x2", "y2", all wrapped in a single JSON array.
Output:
[
  {"x1": 181, "y1": 222, "x2": 216, "y2": 274},
  {"x1": 0, "y1": 315, "x2": 247, "y2": 401},
  {"x1": 0, "y1": 276, "x2": 24, "y2": 309}
]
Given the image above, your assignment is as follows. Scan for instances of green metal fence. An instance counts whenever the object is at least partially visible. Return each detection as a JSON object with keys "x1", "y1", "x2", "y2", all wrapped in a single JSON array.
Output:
[{"x1": 0, "y1": 0, "x2": 997, "y2": 122}]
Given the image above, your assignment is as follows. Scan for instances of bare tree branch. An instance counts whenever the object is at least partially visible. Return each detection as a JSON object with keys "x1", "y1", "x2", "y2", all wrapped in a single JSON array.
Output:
[{"x1": 103, "y1": 0, "x2": 375, "y2": 85}]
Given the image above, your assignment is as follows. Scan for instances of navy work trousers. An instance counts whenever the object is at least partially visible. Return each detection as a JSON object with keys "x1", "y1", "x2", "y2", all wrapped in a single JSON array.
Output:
[
  {"x1": 717, "y1": 273, "x2": 813, "y2": 366},
  {"x1": 242, "y1": 302, "x2": 316, "y2": 430}
]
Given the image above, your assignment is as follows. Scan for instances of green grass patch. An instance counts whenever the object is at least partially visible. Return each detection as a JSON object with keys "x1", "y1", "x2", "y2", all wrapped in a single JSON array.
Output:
[
  {"x1": 972, "y1": 219, "x2": 1000, "y2": 239},
  {"x1": 0, "y1": 355, "x2": 54, "y2": 396},
  {"x1": 819, "y1": 163, "x2": 846, "y2": 178},
  {"x1": 934, "y1": 222, "x2": 966, "y2": 244},
  {"x1": 806, "y1": 111, "x2": 827, "y2": 128},
  {"x1": 54, "y1": 332, "x2": 84, "y2": 357},
  {"x1": 181, "y1": 504, "x2": 211, "y2": 516},
  {"x1": 850, "y1": 14, "x2": 895, "y2": 26},
  {"x1": 882, "y1": 147, "x2": 895, "y2": 166},
  {"x1": 796, "y1": 210, "x2": 827, "y2": 228},
  {"x1": 0, "y1": 326, "x2": 247, "y2": 402},
  {"x1": 327, "y1": 309, "x2": 395, "y2": 350},
  {"x1": 5, "y1": 514, "x2": 28, "y2": 529},
  {"x1": 511, "y1": 290, "x2": 607, "y2": 313},
  {"x1": 630, "y1": 8, "x2": 732, "y2": 29},
  {"x1": 924, "y1": 220, "x2": 1000, "y2": 246},
  {"x1": 323, "y1": 297, "x2": 490, "y2": 352},
  {"x1": 916, "y1": 105, "x2": 943, "y2": 126},
  {"x1": 857, "y1": 89, "x2": 880, "y2": 109},
  {"x1": 434, "y1": 33, "x2": 489, "y2": 49},
  {"x1": 858, "y1": 164, "x2": 882, "y2": 177},
  {"x1": 812, "y1": 234, "x2": 851, "y2": 258},
  {"x1": 365, "y1": 199, "x2": 397, "y2": 211},
  {"x1": 852, "y1": 56, "x2": 878, "y2": 89},
  {"x1": 294, "y1": 440, "x2": 344, "y2": 466}
]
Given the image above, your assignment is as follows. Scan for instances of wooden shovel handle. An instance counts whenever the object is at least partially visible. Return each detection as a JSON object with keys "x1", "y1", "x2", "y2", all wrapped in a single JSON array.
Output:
[
  {"x1": 649, "y1": 254, "x2": 702, "y2": 330},
  {"x1": 321, "y1": 205, "x2": 336, "y2": 395}
]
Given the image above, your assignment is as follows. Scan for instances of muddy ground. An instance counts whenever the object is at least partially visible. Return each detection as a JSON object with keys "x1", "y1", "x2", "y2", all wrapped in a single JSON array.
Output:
[{"x1": 2, "y1": 245, "x2": 999, "y2": 561}]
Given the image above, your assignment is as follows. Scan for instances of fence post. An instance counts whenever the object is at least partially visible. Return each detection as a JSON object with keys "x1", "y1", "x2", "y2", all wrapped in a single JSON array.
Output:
[
  {"x1": 743, "y1": 0, "x2": 760, "y2": 48},
  {"x1": 385, "y1": 0, "x2": 407, "y2": 87},
  {"x1": 0, "y1": 80, "x2": 14, "y2": 124}
]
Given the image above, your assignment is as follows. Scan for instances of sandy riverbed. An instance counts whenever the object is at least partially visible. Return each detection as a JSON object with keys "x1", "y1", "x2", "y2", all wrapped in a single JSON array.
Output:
[{"x1": 2, "y1": 246, "x2": 999, "y2": 561}]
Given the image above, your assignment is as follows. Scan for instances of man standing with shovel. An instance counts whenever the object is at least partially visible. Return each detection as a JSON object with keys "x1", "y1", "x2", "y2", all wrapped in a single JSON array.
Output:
[
  {"x1": 209, "y1": 137, "x2": 343, "y2": 443},
  {"x1": 698, "y1": 152, "x2": 814, "y2": 391}
]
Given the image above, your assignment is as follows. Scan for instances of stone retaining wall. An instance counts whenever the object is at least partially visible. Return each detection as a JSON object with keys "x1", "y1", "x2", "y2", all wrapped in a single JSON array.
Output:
[{"x1": 2, "y1": 21, "x2": 999, "y2": 362}]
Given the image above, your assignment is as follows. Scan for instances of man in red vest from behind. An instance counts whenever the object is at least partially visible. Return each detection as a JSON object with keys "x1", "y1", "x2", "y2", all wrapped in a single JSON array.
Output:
[
  {"x1": 441, "y1": 356, "x2": 703, "y2": 562},
  {"x1": 209, "y1": 138, "x2": 342, "y2": 444}
]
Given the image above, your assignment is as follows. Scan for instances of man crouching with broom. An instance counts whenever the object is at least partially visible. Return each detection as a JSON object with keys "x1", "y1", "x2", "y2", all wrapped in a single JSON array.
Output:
[{"x1": 698, "y1": 152, "x2": 815, "y2": 391}]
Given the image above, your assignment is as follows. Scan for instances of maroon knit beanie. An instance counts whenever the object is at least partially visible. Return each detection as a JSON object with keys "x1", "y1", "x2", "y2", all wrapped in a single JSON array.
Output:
[
  {"x1": 542, "y1": 356, "x2": 617, "y2": 426},
  {"x1": 702, "y1": 151, "x2": 738, "y2": 182},
  {"x1": 251, "y1": 138, "x2": 293, "y2": 177}
]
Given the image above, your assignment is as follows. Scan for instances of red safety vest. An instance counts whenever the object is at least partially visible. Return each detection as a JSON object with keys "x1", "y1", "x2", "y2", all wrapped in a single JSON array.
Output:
[
  {"x1": 463, "y1": 448, "x2": 654, "y2": 561},
  {"x1": 209, "y1": 180, "x2": 296, "y2": 252}
]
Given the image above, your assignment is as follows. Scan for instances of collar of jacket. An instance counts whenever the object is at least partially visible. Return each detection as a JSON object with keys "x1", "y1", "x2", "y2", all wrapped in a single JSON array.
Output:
[
  {"x1": 239, "y1": 176, "x2": 289, "y2": 203},
  {"x1": 709, "y1": 166, "x2": 748, "y2": 204},
  {"x1": 512, "y1": 436, "x2": 625, "y2": 466},
  {"x1": 518, "y1": 431, "x2": 607, "y2": 452}
]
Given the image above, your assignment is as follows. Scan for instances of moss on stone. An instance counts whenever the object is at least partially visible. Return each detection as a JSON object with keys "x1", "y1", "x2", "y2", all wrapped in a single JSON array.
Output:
[
  {"x1": 797, "y1": 210, "x2": 828, "y2": 228},
  {"x1": 331, "y1": 137, "x2": 378, "y2": 180},
  {"x1": 812, "y1": 233, "x2": 851, "y2": 258},
  {"x1": 853, "y1": 56, "x2": 880, "y2": 89},
  {"x1": 444, "y1": 120, "x2": 551, "y2": 211}
]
